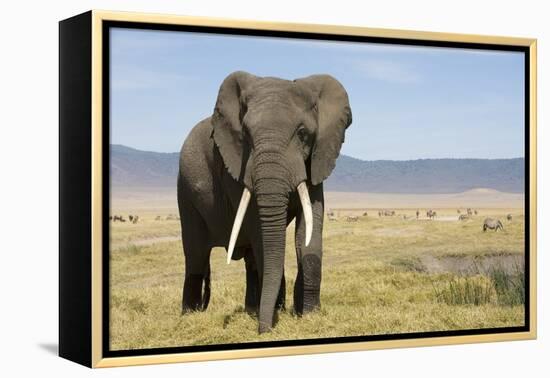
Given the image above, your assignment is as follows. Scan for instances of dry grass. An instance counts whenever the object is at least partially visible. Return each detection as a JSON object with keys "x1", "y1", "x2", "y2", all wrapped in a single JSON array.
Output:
[{"x1": 109, "y1": 206, "x2": 525, "y2": 351}]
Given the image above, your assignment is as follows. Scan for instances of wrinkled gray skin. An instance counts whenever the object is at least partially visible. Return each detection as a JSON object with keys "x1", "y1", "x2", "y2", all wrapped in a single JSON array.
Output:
[
  {"x1": 177, "y1": 71, "x2": 352, "y2": 333},
  {"x1": 483, "y1": 218, "x2": 503, "y2": 232}
]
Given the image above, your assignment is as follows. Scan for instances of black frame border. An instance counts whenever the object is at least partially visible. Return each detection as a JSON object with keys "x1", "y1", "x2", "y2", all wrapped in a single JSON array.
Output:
[{"x1": 101, "y1": 20, "x2": 531, "y2": 359}]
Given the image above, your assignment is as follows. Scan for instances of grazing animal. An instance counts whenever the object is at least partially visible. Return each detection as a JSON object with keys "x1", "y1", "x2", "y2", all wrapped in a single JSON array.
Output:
[
  {"x1": 483, "y1": 218, "x2": 503, "y2": 232},
  {"x1": 177, "y1": 71, "x2": 352, "y2": 333},
  {"x1": 383, "y1": 210, "x2": 395, "y2": 216},
  {"x1": 416, "y1": 210, "x2": 420, "y2": 219},
  {"x1": 427, "y1": 209, "x2": 436, "y2": 219},
  {"x1": 458, "y1": 214, "x2": 469, "y2": 221},
  {"x1": 129, "y1": 215, "x2": 134, "y2": 222},
  {"x1": 363, "y1": 212, "x2": 368, "y2": 217},
  {"x1": 507, "y1": 214, "x2": 513, "y2": 221},
  {"x1": 109, "y1": 215, "x2": 113, "y2": 221},
  {"x1": 328, "y1": 215, "x2": 337, "y2": 221},
  {"x1": 378, "y1": 210, "x2": 382, "y2": 217},
  {"x1": 132, "y1": 215, "x2": 139, "y2": 224},
  {"x1": 467, "y1": 208, "x2": 473, "y2": 216},
  {"x1": 346, "y1": 216, "x2": 359, "y2": 222},
  {"x1": 457, "y1": 209, "x2": 461, "y2": 214},
  {"x1": 113, "y1": 215, "x2": 124, "y2": 222},
  {"x1": 155, "y1": 216, "x2": 161, "y2": 221},
  {"x1": 474, "y1": 210, "x2": 478, "y2": 215}
]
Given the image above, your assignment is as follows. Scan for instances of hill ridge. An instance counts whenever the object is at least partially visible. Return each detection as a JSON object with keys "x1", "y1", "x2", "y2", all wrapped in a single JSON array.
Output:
[{"x1": 110, "y1": 144, "x2": 524, "y2": 194}]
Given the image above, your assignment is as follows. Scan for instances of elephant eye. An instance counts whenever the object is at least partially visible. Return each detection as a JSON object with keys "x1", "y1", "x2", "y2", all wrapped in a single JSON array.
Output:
[{"x1": 297, "y1": 126, "x2": 308, "y2": 143}]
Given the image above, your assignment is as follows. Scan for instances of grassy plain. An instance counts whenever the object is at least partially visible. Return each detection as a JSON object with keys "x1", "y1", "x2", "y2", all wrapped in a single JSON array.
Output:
[{"x1": 109, "y1": 188, "x2": 525, "y2": 350}]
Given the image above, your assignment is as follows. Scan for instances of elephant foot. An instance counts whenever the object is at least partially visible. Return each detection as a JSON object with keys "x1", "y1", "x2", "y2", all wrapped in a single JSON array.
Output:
[
  {"x1": 301, "y1": 298, "x2": 321, "y2": 315},
  {"x1": 182, "y1": 273, "x2": 210, "y2": 313}
]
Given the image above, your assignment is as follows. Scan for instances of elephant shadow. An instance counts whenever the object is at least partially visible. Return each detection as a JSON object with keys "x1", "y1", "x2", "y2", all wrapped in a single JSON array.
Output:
[
  {"x1": 222, "y1": 305, "x2": 298, "y2": 329},
  {"x1": 222, "y1": 306, "x2": 251, "y2": 329}
]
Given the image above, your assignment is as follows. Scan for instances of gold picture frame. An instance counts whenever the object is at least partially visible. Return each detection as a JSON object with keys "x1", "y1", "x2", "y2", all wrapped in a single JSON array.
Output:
[{"x1": 59, "y1": 9, "x2": 537, "y2": 368}]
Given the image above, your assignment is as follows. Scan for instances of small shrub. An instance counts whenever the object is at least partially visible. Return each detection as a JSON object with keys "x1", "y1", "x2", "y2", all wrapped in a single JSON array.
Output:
[
  {"x1": 433, "y1": 275, "x2": 496, "y2": 306},
  {"x1": 490, "y1": 266, "x2": 525, "y2": 306}
]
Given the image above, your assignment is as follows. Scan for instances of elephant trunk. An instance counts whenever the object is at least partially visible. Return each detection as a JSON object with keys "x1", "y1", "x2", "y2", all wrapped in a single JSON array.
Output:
[{"x1": 254, "y1": 158, "x2": 290, "y2": 333}]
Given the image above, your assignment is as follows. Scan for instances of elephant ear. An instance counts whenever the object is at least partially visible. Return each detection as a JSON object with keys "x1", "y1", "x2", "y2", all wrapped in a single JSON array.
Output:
[
  {"x1": 211, "y1": 71, "x2": 257, "y2": 182},
  {"x1": 296, "y1": 75, "x2": 352, "y2": 185}
]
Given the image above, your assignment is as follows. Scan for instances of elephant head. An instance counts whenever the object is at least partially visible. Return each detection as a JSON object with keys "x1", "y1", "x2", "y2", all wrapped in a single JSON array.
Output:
[{"x1": 211, "y1": 71, "x2": 352, "y2": 332}]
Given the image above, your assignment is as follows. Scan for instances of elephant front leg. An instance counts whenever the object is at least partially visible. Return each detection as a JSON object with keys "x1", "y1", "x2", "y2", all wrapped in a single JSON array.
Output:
[{"x1": 294, "y1": 183, "x2": 324, "y2": 315}]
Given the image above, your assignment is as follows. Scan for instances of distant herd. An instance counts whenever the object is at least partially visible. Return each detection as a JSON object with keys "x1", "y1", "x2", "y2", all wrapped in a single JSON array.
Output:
[
  {"x1": 109, "y1": 213, "x2": 180, "y2": 223},
  {"x1": 327, "y1": 208, "x2": 515, "y2": 232},
  {"x1": 110, "y1": 209, "x2": 514, "y2": 232}
]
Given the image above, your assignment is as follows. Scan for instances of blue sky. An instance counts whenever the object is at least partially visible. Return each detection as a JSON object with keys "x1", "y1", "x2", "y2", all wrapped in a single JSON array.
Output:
[{"x1": 110, "y1": 28, "x2": 525, "y2": 160}]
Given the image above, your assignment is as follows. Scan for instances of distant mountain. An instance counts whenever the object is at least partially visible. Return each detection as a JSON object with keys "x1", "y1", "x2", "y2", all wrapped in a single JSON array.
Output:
[
  {"x1": 111, "y1": 145, "x2": 180, "y2": 187},
  {"x1": 328, "y1": 155, "x2": 524, "y2": 193},
  {"x1": 110, "y1": 144, "x2": 524, "y2": 194}
]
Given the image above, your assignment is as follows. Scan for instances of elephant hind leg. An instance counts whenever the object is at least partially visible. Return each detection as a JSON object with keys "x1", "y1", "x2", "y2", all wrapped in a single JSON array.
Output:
[
  {"x1": 180, "y1": 200, "x2": 212, "y2": 313},
  {"x1": 202, "y1": 264, "x2": 211, "y2": 310},
  {"x1": 276, "y1": 272, "x2": 286, "y2": 311}
]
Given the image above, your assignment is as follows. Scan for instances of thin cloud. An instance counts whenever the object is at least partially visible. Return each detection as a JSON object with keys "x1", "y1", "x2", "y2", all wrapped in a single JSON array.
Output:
[
  {"x1": 354, "y1": 59, "x2": 421, "y2": 83},
  {"x1": 112, "y1": 65, "x2": 195, "y2": 91}
]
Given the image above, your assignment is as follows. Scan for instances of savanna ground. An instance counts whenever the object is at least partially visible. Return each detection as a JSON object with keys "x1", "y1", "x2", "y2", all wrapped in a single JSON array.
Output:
[{"x1": 109, "y1": 187, "x2": 525, "y2": 350}]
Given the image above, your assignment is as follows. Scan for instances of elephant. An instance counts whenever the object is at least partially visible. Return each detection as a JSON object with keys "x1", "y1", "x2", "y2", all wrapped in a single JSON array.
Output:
[
  {"x1": 483, "y1": 218, "x2": 503, "y2": 232},
  {"x1": 177, "y1": 71, "x2": 352, "y2": 333}
]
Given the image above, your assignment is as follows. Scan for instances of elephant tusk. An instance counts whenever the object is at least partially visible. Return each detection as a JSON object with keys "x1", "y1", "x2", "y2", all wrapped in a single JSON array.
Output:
[
  {"x1": 226, "y1": 188, "x2": 251, "y2": 265},
  {"x1": 297, "y1": 182, "x2": 313, "y2": 247}
]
